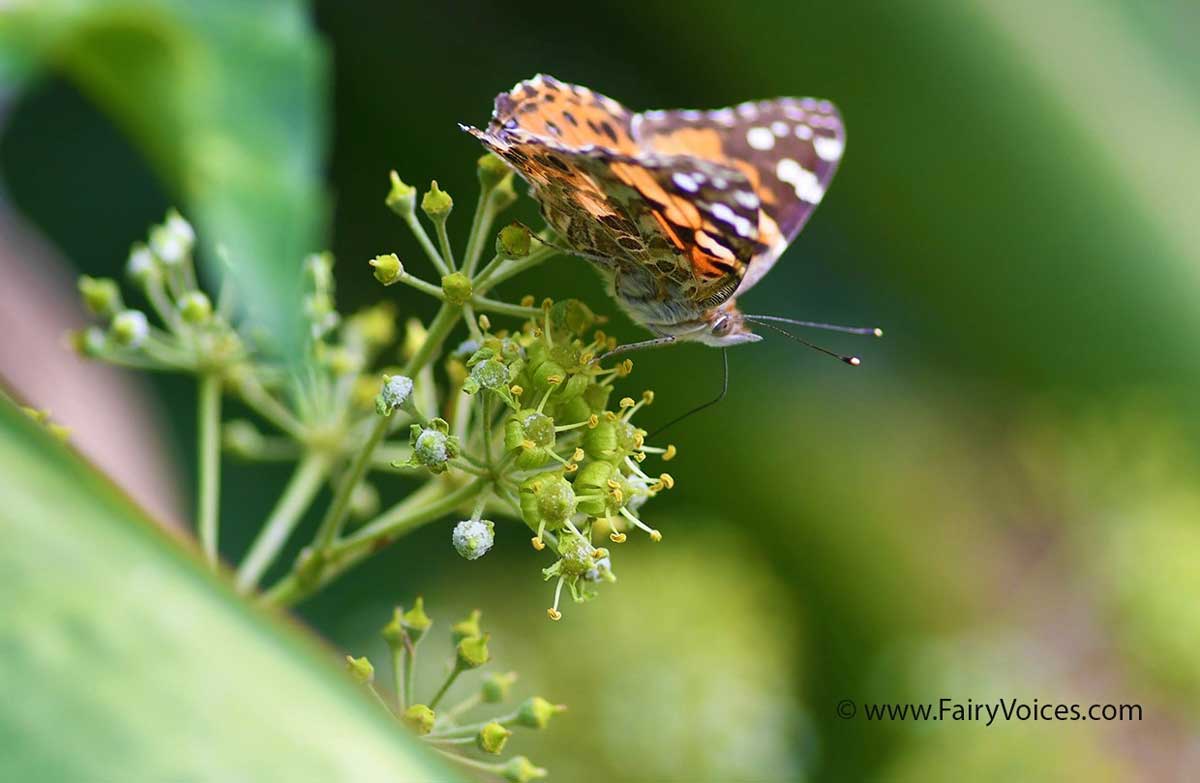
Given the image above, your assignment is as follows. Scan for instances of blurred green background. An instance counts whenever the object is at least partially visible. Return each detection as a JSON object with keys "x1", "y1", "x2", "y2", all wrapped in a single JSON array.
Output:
[{"x1": 3, "y1": 0, "x2": 1200, "y2": 780}]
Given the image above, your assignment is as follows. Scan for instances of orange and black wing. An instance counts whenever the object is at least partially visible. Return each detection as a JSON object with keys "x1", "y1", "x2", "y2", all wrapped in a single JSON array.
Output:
[{"x1": 633, "y1": 97, "x2": 845, "y2": 294}]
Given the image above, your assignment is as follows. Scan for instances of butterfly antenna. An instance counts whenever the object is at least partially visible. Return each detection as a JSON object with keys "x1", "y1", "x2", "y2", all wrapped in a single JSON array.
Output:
[
  {"x1": 647, "y1": 348, "x2": 729, "y2": 440},
  {"x1": 745, "y1": 314, "x2": 883, "y2": 338},
  {"x1": 745, "y1": 318, "x2": 863, "y2": 366}
]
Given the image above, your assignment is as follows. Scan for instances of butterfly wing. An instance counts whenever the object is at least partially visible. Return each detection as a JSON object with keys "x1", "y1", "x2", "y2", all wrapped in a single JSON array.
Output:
[
  {"x1": 465, "y1": 75, "x2": 760, "y2": 312},
  {"x1": 633, "y1": 98, "x2": 845, "y2": 294}
]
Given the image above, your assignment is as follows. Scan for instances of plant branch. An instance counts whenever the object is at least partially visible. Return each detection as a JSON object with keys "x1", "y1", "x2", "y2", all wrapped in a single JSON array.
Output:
[{"x1": 196, "y1": 373, "x2": 223, "y2": 566}]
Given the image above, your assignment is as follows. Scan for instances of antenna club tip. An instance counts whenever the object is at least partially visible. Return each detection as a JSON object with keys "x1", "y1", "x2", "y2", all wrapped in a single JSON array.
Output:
[
  {"x1": 845, "y1": 356, "x2": 862, "y2": 367},
  {"x1": 873, "y1": 327, "x2": 884, "y2": 338}
]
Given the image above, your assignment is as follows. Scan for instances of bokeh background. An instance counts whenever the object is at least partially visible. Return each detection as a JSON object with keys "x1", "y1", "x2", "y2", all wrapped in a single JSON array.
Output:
[{"x1": 3, "y1": 1, "x2": 1200, "y2": 780}]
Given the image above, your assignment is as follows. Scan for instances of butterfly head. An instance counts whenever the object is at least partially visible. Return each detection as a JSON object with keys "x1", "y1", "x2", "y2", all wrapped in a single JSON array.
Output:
[{"x1": 696, "y1": 301, "x2": 761, "y2": 347}]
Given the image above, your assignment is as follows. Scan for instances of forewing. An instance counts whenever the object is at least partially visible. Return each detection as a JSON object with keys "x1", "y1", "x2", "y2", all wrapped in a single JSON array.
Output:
[
  {"x1": 464, "y1": 75, "x2": 761, "y2": 309},
  {"x1": 633, "y1": 97, "x2": 845, "y2": 293}
]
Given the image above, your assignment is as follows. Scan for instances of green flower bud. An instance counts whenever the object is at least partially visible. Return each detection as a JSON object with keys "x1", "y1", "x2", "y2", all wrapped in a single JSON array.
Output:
[
  {"x1": 549, "y1": 299, "x2": 597, "y2": 337},
  {"x1": 574, "y1": 460, "x2": 616, "y2": 516},
  {"x1": 405, "y1": 419, "x2": 460, "y2": 473},
  {"x1": 555, "y1": 534, "x2": 594, "y2": 578},
  {"x1": 369, "y1": 253, "x2": 403, "y2": 285},
  {"x1": 126, "y1": 243, "x2": 159, "y2": 287},
  {"x1": 344, "y1": 655, "x2": 374, "y2": 684},
  {"x1": 401, "y1": 596, "x2": 433, "y2": 642},
  {"x1": 381, "y1": 607, "x2": 407, "y2": 648},
  {"x1": 109, "y1": 310, "x2": 150, "y2": 348},
  {"x1": 222, "y1": 419, "x2": 263, "y2": 459},
  {"x1": 555, "y1": 395, "x2": 593, "y2": 427},
  {"x1": 463, "y1": 357, "x2": 510, "y2": 395},
  {"x1": 375, "y1": 374, "x2": 414, "y2": 416},
  {"x1": 74, "y1": 326, "x2": 108, "y2": 358},
  {"x1": 531, "y1": 360, "x2": 566, "y2": 393},
  {"x1": 441, "y1": 272, "x2": 473, "y2": 306},
  {"x1": 519, "y1": 473, "x2": 576, "y2": 533},
  {"x1": 477, "y1": 153, "x2": 512, "y2": 189},
  {"x1": 402, "y1": 704, "x2": 436, "y2": 735},
  {"x1": 456, "y1": 633, "x2": 490, "y2": 670},
  {"x1": 496, "y1": 222, "x2": 532, "y2": 259},
  {"x1": 500, "y1": 756, "x2": 547, "y2": 783},
  {"x1": 421, "y1": 180, "x2": 453, "y2": 220},
  {"x1": 582, "y1": 383, "x2": 612, "y2": 413},
  {"x1": 515, "y1": 696, "x2": 566, "y2": 729},
  {"x1": 78, "y1": 275, "x2": 123, "y2": 318},
  {"x1": 150, "y1": 223, "x2": 187, "y2": 265},
  {"x1": 178, "y1": 291, "x2": 212, "y2": 324},
  {"x1": 386, "y1": 170, "x2": 417, "y2": 217},
  {"x1": 477, "y1": 721, "x2": 512, "y2": 755},
  {"x1": 451, "y1": 609, "x2": 482, "y2": 644},
  {"x1": 452, "y1": 519, "x2": 495, "y2": 560},
  {"x1": 558, "y1": 372, "x2": 589, "y2": 404},
  {"x1": 481, "y1": 671, "x2": 518, "y2": 703}
]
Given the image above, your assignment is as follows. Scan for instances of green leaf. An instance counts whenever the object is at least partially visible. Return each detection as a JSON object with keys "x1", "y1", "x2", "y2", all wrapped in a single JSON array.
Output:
[
  {"x1": 0, "y1": 0, "x2": 329, "y2": 358},
  {"x1": 0, "y1": 399, "x2": 462, "y2": 782}
]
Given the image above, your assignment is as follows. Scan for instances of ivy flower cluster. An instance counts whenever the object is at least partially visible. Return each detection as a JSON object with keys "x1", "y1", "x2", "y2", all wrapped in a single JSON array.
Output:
[
  {"x1": 345, "y1": 601, "x2": 562, "y2": 782},
  {"x1": 69, "y1": 151, "x2": 681, "y2": 622}
]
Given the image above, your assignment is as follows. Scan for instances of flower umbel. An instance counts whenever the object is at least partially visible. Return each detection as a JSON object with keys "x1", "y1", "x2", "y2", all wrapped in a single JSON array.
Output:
[
  {"x1": 346, "y1": 603, "x2": 561, "y2": 779},
  {"x1": 72, "y1": 155, "x2": 682, "y2": 618}
]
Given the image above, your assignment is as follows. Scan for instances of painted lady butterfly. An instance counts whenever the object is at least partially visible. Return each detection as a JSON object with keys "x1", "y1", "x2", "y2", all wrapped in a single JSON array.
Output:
[{"x1": 463, "y1": 74, "x2": 852, "y2": 354}]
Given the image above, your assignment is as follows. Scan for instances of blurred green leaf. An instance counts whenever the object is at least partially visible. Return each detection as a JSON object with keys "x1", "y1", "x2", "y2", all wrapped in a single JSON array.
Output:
[
  {"x1": 0, "y1": 400, "x2": 461, "y2": 782},
  {"x1": 0, "y1": 0, "x2": 328, "y2": 357}
]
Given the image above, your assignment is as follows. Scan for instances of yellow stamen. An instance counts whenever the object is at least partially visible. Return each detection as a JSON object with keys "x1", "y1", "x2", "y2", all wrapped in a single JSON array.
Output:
[
  {"x1": 659, "y1": 473, "x2": 675, "y2": 489},
  {"x1": 531, "y1": 536, "x2": 545, "y2": 551},
  {"x1": 642, "y1": 390, "x2": 655, "y2": 405},
  {"x1": 663, "y1": 444, "x2": 677, "y2": 461},
  {"x1": 520, "y1": 295, "x2": 535, "y2": 307},
  {"x1": 619, "y1": 397, "x2": 635, "y2": 409},
  {"x1": 547, "y1": 608, "x2": 562, "y2": 621},
  {"x1": 478, "y1": 314, "x2": 491, "y2": 331},
  {"x1": 587, "y1": 414, "x2": 599, "y2": 428}
]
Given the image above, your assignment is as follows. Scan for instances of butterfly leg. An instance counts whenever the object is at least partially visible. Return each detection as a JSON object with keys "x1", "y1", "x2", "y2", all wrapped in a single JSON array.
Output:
[
  {"x1": 592, "y1": 334, "x2": 677, "y2": 365},
  {"x1": 647, "y1": 348, "x2": 729, "y2": 439}
]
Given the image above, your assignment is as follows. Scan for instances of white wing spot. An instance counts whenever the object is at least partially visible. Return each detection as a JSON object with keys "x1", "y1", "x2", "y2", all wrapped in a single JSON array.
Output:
[
  {"x1": 814, "y1": 135, "x2": 845, "y2": 161},
  {"x1": 783, "y1": 105, "x2": 806, "y2": 121},
  {"x1": 680, "y1": 109, "x2": 702, "y2": 121},
  {"x1": 672, "y1": 172, "x2": 700, "y2": 193},
  {"x1": 711, "y1": 203, "x2": 755, "y2": 237},
  {"x1": 776, "y1": 158, "x2": 825, "y2": 204},
  {"x1": 737, "y1": 101, "x2": 759, "y2": 119},
  {"x1": 734, "y1": 191, "x2": 761, "y2": 209},
  {"x1": 710, "y1": 108, "x2": 737, "y2": 126},
  {"x1": 771, "y1": 121, "x2": 790, "y2": 137},
  {"x1": 795, "y1": 124, "x2": 813, "y2": 140},
  {"x1": 747, "y1": 127, "x2": 775, "y2": 150}
]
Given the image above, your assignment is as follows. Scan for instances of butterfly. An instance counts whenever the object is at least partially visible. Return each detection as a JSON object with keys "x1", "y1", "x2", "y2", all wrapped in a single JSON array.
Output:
[{"x1": 463, "y1": 74, "x2": 873, "y2": 366}]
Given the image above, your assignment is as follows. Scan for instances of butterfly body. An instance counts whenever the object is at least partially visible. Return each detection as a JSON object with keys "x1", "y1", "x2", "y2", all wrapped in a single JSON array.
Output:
[{"x1": 464, "y1": 74, "x2": 845, "y2": 347}]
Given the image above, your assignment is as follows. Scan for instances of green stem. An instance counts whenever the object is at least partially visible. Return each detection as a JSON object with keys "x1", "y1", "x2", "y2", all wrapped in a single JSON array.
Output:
[
  {"x1": 196, "y1": 373, "x2": 222, "y2": 566},
  {"x1": 428, "y1": 666, "x2": 464, "y2": 711},
  {"x1": 394, "y1": 272, "x2": 446, "y2": 301},
  {"x1": 393, "y1": 645, "x2": 407, "y2": 710},
  {"x1": 335, "y1": 478, "x2": 487, "y2": 559},
  {"x1": 428, "y1": 710, "x2": 519, "y2": 738},
  {"x1": 434, "y1": 218, "x2": 456, "y2": 272},
  {"x1": 235, "y1": 451, "x2": 332, "y2": 592},
  {"x1": 471, "y1": 296, "x2": 542, "y2": 319},
  {"x1": 462, "y1": 191, "x2": 496, "y2": 276},
  {"x1": 311, "y1": 414, "x2": 390, "y2": 552},
  {"x1": 261, "y1": 479, "x2": 486, "y2": 608},
  {"x1": 402, "y1": 303, "x2": 461, "y2": 378},
  {"x1": 473, "y1": 243, "x2": 559, "y2": 294},
  {"x1": 431, "y1": 749, "x2": 500, "y2": 774},
  {"x1": 403, "y1": 212, "x2": 450, "y2": 277},
  {"x1": 403, "y1": 637, "x2": 417, "y2": 710}
]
